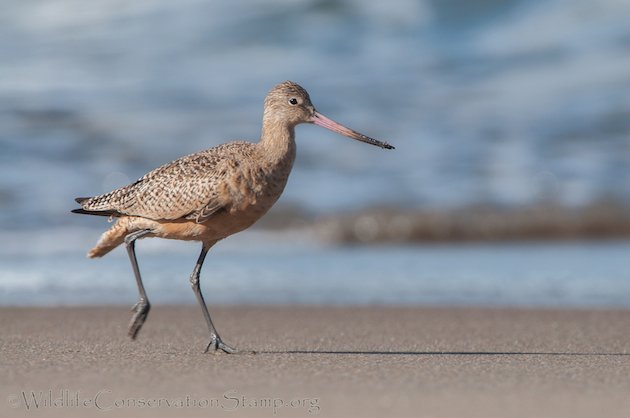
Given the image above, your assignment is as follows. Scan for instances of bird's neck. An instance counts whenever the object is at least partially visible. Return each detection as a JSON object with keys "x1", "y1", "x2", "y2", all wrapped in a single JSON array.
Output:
[{"x1": 259, "y1": 119, "x2": 297, "y2": 167}]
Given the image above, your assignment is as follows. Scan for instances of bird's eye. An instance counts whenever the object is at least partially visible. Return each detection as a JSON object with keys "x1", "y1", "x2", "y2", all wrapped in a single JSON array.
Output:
[{"x1": 288, "y1": 98, "x2": 298, "y2": 105}]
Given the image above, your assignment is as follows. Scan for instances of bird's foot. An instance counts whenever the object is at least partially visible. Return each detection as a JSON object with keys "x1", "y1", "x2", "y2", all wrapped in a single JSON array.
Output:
[
  {"x1": 204, "y1": 334, "x2": 238, "y2": 354},
  {"x1": 128, "y1": 299, "x2": 150, "y2": 340}
]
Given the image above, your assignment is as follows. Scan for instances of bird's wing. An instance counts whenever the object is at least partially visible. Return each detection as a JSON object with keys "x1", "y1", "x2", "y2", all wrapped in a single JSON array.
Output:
[{"x1": 77, "y1": 142, "x2": 256, "y2": 222}]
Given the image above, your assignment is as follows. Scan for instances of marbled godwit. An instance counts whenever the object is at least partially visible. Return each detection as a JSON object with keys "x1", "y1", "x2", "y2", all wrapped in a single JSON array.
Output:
[{"x1": 72, "y1": 81, "x2": 394, "y2": 353}]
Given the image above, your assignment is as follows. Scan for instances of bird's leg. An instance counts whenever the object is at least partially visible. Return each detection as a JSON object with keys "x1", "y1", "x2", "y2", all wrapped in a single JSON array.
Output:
[
  {"x1": 124, "y1": 229, "x2": 152, "y2": 340},
  {"x1": 190, "y1": 242, "x2": 236, "y2": 354}
]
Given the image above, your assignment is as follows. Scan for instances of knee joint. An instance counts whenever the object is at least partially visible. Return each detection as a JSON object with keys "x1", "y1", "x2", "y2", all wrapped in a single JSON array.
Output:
[{"x1": 189, "y1": 275, "x2": 200, "y2": 288}]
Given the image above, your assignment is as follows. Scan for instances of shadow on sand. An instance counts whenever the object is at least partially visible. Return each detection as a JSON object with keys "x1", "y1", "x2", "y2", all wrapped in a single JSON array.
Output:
[{"x1": 255, "y1": 350, "x2": 630, "y2": 356}]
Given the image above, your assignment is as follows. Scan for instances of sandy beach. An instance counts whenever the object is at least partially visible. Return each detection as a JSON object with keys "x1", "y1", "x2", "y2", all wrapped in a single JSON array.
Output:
[{"x1": 2, "y1": 305, "x2": 630, "y2": 417}]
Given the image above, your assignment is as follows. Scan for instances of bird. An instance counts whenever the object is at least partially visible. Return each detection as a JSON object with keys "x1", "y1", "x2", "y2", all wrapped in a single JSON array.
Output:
[{"x1": 72, "y1": 81, "x2": 394, "y2": 353}]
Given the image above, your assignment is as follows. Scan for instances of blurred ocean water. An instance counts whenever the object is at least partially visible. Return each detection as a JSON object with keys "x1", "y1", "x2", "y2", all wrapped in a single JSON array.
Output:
[
  {"x1": 2, "y1": 0, "x2": 630, "y2": 226},
  {"x1": 2, "y1": 228, "x2": 630, "y2": 307},
  {"x1": 1, "y1": 0, "x2": 630, "y2": 306}
]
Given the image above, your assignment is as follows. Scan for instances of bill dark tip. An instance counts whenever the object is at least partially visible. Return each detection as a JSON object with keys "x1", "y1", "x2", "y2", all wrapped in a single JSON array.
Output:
[
  {"x1": 356, "y1": 133, "x2": 395, "y2": 150},
  {"x1": 376, "y1": 139, "x2": 395, "y2": 150}
]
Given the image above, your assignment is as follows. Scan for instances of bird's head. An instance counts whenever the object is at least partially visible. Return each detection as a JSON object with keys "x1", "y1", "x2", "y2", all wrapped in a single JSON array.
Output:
[{"x1": 263, "y1": 81, "x2": 394, "y2": 150}]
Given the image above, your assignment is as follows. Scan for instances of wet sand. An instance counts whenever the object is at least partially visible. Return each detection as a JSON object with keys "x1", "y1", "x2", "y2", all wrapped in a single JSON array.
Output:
[{"x1": 2, "y1": 306, "x2": 630, "y2": 417}]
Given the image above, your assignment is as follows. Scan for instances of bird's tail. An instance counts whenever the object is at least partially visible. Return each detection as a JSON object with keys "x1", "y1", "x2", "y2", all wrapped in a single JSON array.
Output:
[
  {"x1": 87, "y1": 218, "x2": 132, "y2": 258},
  {"x1": 72, "y1": 197, "x2": 120, "y2": 218}
]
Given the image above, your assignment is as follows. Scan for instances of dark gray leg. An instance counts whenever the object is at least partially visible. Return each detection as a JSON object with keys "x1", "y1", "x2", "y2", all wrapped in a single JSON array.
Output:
[
  {"x1": 125, "y1": 229, "x2": 152, "y2": 339},
  {"x1": 190, "y1": 242, "x2": 236, "y2": 354}
]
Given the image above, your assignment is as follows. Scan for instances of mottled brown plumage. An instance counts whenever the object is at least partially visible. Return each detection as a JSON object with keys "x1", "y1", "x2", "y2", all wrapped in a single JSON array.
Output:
[{"x1": 72, "y1": 80, "x2": 393, "y2": 353}]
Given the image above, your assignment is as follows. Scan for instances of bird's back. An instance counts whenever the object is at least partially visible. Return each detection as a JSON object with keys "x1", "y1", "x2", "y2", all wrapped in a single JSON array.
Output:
[{"x1": 75, "y1": 140, "x2": 262, "y2": 222}]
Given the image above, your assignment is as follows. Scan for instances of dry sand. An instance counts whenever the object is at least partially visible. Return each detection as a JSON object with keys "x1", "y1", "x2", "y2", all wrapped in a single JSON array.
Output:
[{"x1": 2, "y1": 306, "x2": 630, "y2": 417}]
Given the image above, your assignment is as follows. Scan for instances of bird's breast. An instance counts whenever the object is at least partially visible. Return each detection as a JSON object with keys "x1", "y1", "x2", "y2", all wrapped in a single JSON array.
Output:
[{"x1": 222, "y1": 156, "x2": 294, "y2": 214}]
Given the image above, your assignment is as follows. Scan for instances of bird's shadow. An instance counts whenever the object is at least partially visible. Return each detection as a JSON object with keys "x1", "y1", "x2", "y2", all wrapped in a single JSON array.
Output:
[{"x1": 253, "y1": 350, "x2": 630, "y2": 357}]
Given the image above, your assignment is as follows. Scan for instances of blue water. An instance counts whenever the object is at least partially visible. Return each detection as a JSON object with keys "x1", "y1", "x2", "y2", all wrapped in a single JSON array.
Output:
[
  {"x1": 1, "y1": 0, "x2": 630, "y2": 228},
  {"x1": 1, "y1": 0, "x2": 630, "y2": 307},
  {"x1": 1, "y1": 228, "x2": 629, "y2": 307}
]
